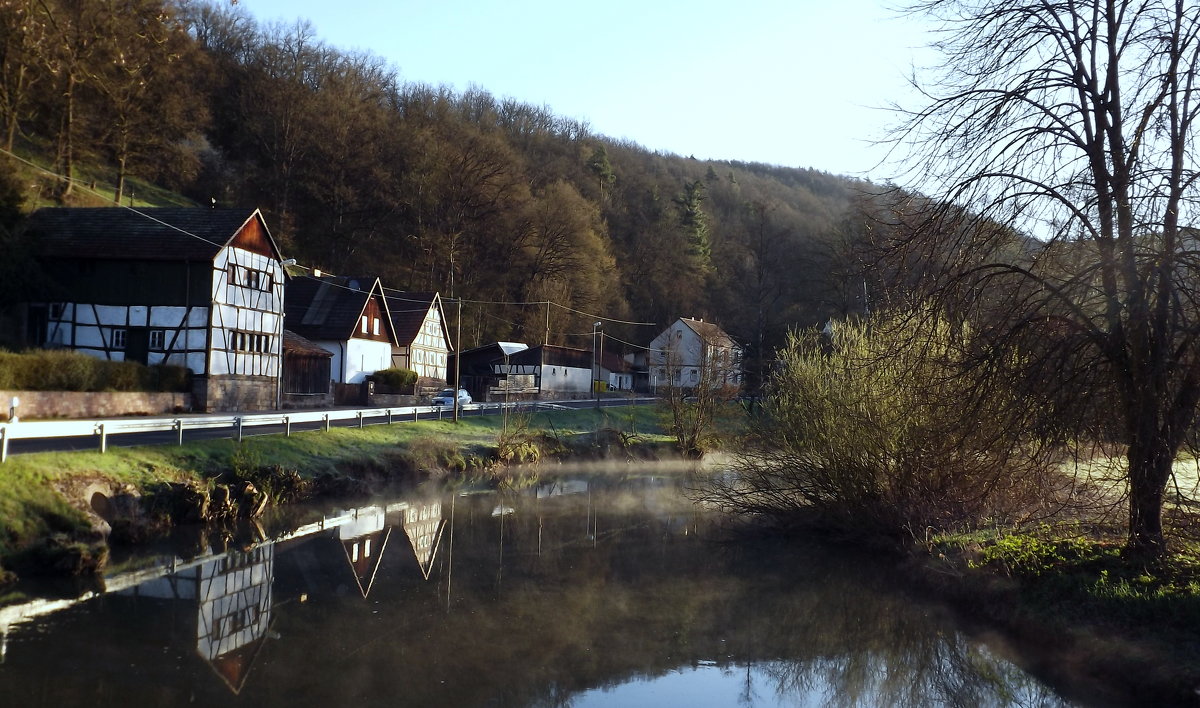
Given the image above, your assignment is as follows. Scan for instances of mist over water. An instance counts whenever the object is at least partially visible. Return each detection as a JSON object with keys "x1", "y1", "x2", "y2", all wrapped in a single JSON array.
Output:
[{"x1": 0, "y1": 463, "x2": 1079, "y2": 707}]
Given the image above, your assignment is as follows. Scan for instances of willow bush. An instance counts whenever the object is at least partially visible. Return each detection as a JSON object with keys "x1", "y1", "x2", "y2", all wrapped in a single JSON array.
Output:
[{"x1": 700, "y1": 312, "x2": 1055, "y2": 539}]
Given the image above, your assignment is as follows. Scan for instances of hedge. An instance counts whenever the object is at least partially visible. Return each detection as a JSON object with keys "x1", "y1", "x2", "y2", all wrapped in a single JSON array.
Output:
[{"x1": 0, "y1": 349, "x2": 191, "y2": 392}]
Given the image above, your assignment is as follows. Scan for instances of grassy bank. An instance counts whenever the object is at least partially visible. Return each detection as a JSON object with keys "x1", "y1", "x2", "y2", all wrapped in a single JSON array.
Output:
[
  {"x1": 0, "y1": 405, "x2": 670, "y2": 569},
  {"x1": 912, "y1": 521, "x2": 1200, "y2": 704}
]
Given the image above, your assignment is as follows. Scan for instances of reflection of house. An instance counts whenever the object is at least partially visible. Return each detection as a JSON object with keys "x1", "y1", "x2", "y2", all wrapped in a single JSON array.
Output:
[
  {"x1": 121, "y1": 544, "x2": 275, "y2": 694},
  {"x1": 385, "y1": 291, "x2": 452, "y2": 388},
  {"x1": 400, "y1": 500, "x2": 446, "y2": 580},
  {"x1": 284, "y1": 275, "x2": 397, "y2": 384},
  {"x1": 335, "y1": 505, "x2": 392, "y2": 597},
  {"x1": 21, "y1": 208, "x2": 288, "y2": 411},
  {"x1": 648, "y1": 317, "x2": 743, "y2": 389}
]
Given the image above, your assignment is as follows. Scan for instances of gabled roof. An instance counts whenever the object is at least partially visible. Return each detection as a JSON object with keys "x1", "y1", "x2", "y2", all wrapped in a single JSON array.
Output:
[
  {"x1": 282, "y1": 329, "x2": 333, "y2": 357},
  {"x1": 679, "y1": 318, "x2": 739, "y2": 349},
  {"x1": 24, "y1": 207, "x2": 283, "y2": 262},
  {"x1": 383, "y1": 291, "x2": 452, "y2": 352},
  {"x1": 285, "y1": 275, "x2": 396, "y2": 342}
]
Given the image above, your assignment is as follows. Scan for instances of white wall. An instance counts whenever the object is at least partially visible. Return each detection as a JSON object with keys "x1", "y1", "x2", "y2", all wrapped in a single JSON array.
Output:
[
  {"x1": 208, "y1": 246, "x2": 284, "y2": 379},
  {"x1": 541, "y1": 364, "x2": 592, "y2": 394}
]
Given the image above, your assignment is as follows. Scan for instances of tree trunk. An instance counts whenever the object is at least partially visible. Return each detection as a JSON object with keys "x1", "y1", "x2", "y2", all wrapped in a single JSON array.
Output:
[{"x1": 1126, "y1": 434, "x2": 1173, "y2": 556}]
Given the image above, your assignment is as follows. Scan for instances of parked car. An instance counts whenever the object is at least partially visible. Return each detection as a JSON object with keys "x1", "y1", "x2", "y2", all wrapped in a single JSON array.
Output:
[{"x1": 432, "y1": 388, "x2": 472, "y2": 407}]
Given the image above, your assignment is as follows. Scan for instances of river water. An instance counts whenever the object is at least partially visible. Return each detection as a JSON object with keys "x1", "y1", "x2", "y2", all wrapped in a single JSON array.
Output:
[{"x1": 0, "y1": 464, "x2": 1086, "y2": 707}]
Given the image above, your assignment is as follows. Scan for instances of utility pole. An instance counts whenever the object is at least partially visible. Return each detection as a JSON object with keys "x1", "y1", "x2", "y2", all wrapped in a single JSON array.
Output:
[{"x1": 453, "y1": 297, "x2": 462, "y2": 423}]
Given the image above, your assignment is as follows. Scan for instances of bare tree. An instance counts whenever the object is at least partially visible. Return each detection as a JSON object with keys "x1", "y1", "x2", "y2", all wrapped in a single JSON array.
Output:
[{"x1": 890, "y1": 0, "x2": 1200, "y2": 555}]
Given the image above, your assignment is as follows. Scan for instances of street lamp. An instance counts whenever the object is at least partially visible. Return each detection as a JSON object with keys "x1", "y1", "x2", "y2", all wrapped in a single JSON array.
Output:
[{"x1": 592, "y1": 321, "x2": 602, "y2": 407}]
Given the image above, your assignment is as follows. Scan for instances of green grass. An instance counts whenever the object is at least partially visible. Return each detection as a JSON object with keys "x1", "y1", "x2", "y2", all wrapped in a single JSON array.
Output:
[{"x1": 0, "y1": 405, "x2": 668, "y2": 561}]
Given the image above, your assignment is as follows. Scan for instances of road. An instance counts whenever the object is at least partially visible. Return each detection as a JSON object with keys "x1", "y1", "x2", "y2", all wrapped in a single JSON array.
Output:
[{"x1": 2, "y1": 398, "x2": 651, "y2": 457}]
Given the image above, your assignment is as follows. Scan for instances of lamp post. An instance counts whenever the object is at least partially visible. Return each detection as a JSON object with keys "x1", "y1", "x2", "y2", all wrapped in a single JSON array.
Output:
[{"x1": 592, "y1": 321, "x2": 602, "y2": 408}]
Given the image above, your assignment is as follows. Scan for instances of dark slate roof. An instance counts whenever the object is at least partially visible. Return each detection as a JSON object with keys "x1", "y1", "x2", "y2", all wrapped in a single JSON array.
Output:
[
  {"x1": 283, "y1": 329, "x2": 333, "y2": 357},
  {"x1": 509, "y1": 345, "x2": 593, "y2": 369},
  {"x1": 24, "y1": 207, "x2": 262, "y2": 261},
  {"x1": 382, "y1": 291, "x2": 446, "y2": 349},
  {"x1": 285, "y1": 275, "x2": 374, "y2": 341}
]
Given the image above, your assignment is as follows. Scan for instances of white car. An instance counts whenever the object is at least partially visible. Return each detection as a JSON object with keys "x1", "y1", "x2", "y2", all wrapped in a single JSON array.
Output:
[{"x1": 432, "y1": 388, "x2": 472, "y2": 407}]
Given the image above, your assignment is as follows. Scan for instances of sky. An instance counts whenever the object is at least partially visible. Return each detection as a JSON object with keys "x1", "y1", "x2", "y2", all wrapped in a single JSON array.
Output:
[{"x1": 237, "y1": 0, "x2": 935, "y2": 179}]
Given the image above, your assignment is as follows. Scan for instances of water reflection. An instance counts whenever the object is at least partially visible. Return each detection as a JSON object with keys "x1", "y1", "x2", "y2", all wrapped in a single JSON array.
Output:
[{"x1": 0, "y1": 468, "x2": 1092, "y2": 707}]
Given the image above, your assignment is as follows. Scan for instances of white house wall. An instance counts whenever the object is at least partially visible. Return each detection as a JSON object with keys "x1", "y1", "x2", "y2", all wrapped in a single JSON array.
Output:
[
  {"x1": 315, "y1": 337, "x2": 393, "y2": 384},
  {"x1": 540, "y1": 365, "x2": 592, "y2": 394},
  {"x1": 43, "y1": 301, "x2": 213, "y2": 371},
  {"x1": 207, "y1": 246, "x2": 284, "y2": 379},
  {"x1": 345, "y1": 338, "x2": 393, "y2": 383}
]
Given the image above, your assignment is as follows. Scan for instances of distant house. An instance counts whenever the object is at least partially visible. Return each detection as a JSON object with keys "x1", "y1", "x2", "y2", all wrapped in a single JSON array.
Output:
[
  {"x1": 600, "y1": 350, "x2": 634, "y2": 391},
  {"x1": 384, "y1": 291, "x2": 452, "y2": 388},
  {"x1": 451, "y1": 341, "x2": 528, "y2": 401},
  {"x1": 20, "y1": 207, "x2": 288, "y2": 411},
  {"x1": 648, "y1": 317, "x2": 743, "y2": 390},
  {"x1": 498, "y1": 345, "x2": 595, "y2": 399},
  {"x1": 284, "y1": 275, "x2": 396, "y2": 384}
]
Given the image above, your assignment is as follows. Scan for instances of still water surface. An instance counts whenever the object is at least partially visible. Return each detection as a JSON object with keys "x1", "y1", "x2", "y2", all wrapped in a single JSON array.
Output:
[{"x1": 0, "y1": 465, "x2": 1079, "y2": 707}]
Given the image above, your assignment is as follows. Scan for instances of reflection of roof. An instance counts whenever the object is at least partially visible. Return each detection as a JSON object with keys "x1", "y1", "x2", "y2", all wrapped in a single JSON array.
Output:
[
  {"x1": 25, "y1": 207, "x2": 276, "y2": 261},
  {"x1": 283, "y1": 329, "x2": 333, "y2": 357}
]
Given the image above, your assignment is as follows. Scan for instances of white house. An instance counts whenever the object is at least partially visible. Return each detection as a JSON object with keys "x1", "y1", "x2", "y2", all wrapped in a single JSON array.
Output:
[
  {"x1": 23, "y1": 207, "x2": 289, "y2": 411},
  {"x1": 284, "y1": 275, "x2": 396, "y2": 384},
  {"x1": 648, "y1": 317, "x2": 743, "y2": 390}
]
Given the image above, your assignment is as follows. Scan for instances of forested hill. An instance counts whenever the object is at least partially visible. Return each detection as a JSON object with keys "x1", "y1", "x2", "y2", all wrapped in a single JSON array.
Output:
[{"x1": 0, "y1": 0, "x2": 874, "y2": 380}]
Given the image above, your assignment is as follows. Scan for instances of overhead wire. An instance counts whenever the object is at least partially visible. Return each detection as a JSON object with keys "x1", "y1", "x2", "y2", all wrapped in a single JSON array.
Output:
[{"x1": 4, "y1": 145, "x2": 661, "y2": 339}]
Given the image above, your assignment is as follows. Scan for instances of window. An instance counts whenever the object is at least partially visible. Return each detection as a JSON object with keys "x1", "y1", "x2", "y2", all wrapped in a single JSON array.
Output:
[
  {"x1": 49, "y1": 303, "x2": 63, "y2": 319},
  {"x1": 361, "y1": 316, "x2": 369, "y2": 334},
  {"x1": 111, "y1": 328, "x2": 127, "y2": 349},
  {"x1": 150, "y1": 329, "x2": 166, "y2": 349},
  {"x1": 373, "y1": 317, "x2": 380, "y2": 336},
  {"x1": 231, "y1": 330, "x2": 272, "y2": 353},
  {"x1": 227, "y1": 264, "x2": 273, "y2": 292}
]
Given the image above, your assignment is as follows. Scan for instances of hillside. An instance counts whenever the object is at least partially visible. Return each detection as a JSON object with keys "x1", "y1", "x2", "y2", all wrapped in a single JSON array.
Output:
[{"x1": 0, "y1": 0, "x2": 877, "y2": 386}]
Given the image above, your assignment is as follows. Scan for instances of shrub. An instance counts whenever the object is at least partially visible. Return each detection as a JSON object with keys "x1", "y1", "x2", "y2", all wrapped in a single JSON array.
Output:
[
  {"x1": 699, "y1": 310, "x2": 1055, "y2": 539},
  {"x1": 0, "y1": 350, "x2": 192, "y2": 392},
  {"x1": 370, "y1": 367, "x2": 417, "y2": 392}
]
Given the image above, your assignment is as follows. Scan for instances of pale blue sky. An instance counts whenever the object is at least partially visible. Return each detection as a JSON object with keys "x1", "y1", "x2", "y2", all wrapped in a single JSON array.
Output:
[{"x1": 237, "y1": 0, "x2": 932, "y2": 178}]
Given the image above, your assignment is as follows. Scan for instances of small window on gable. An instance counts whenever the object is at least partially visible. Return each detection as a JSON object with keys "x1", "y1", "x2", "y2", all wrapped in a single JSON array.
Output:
[
  {"x1": 373, "y1": 317, "x2": 380, "y2": 336},
  {"x1": 361, "y1": 316, "x2": 369, "y2": 334}
]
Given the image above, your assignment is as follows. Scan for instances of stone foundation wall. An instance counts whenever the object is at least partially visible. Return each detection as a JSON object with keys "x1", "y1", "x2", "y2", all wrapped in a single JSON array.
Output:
[
  {"x1": 0, "y1": 390, "x2": 193, "y2": 421},
  {"x1": 195, "y1": 375, "x2": 279, "y2": 412}
]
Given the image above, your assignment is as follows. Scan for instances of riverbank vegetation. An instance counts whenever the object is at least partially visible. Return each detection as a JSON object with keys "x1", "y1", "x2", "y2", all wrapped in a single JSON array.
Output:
[{"x1": 0, "y1": 405, "x2": 668, "y2": 580}]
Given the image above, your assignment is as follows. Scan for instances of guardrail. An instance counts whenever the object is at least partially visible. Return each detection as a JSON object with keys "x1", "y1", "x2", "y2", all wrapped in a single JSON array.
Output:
[{"x1": 0, "y1": 397, "x2": 658, "y2": 463}]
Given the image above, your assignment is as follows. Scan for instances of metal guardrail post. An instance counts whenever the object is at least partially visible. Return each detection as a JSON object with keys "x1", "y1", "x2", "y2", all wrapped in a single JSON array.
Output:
[
  {"x1": 284, "y1": 415, "x2": 291, "y2": 437},
  {"x1": 413, "y1": 407, "x2": 418, "y2": 422},
  {"x1": 235, "y1": 417, "x2": 243, "y2": 443},
  {"x1": 357, "y1": 411, "x2": 364, "y2": 429},
  {"x1": 323, "y1": 413, "x2": 330, "y2": 432},
  {"x1": 0, "y1": 426, "x2": 7, "y2": 464},
  {"x1": 437, "y1": 406, "x2": 442, "y2": 421},
  {"x1": 174, "y1": 419, "x2": 183, "y2": 446},
  {"x1": 96, "y1": 423, "x2": 107, "y2": 454},
  {"x1": 386, "y1": 409, "x2": 393, "y2": 425}
]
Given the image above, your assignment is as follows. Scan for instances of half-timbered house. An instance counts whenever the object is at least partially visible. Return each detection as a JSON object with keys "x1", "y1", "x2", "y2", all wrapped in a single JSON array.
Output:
[
  {"x1": 384, "y1": 291, "x2": 452, "y2": 388},
  {"x1": 284, "y1": 275, "x2": 397, "y2": 384},
  {"x1": 22, "y1": 207, "x2": 289, "y2": 411}
]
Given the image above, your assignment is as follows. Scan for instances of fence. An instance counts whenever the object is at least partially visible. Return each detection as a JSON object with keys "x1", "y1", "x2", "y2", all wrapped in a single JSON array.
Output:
[{"x1": 0, "y1": 398, "x2": 657, "y2": 463}]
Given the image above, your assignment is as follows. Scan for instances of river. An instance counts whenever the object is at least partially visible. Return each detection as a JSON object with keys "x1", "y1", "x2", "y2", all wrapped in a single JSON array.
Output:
[{"x1": 0, "y1": 463, "x2": 1089, "y2": 706}]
